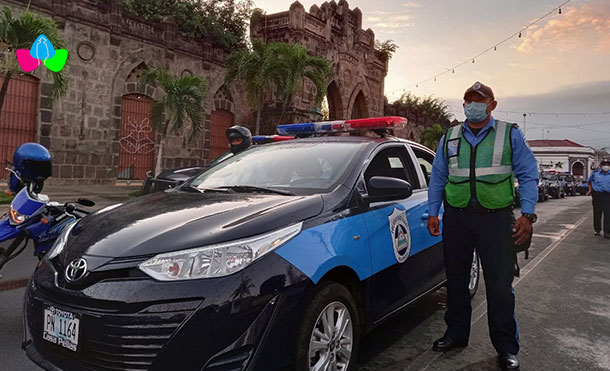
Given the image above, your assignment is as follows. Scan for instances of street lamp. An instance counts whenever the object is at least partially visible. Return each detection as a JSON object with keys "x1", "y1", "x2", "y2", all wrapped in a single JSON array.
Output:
[{"x1": 522, "y1": 113, "x2": 527, "y2": 137}]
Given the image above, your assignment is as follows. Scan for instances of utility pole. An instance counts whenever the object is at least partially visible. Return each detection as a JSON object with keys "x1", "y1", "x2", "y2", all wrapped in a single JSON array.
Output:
[{"x1": 522, "y1": 113, "x2": 527, "y2": 137}]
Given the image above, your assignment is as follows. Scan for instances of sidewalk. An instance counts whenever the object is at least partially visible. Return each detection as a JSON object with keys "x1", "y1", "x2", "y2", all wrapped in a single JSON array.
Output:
[{"x1": 1, "y1": 184, "x2": 139, "y2": 214}]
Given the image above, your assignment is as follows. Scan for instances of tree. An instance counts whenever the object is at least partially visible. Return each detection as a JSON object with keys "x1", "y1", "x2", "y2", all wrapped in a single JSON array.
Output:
[
  {"x1": 386, "y1": 93, "x2": 453, "y2": 127},
  {"x1": 0, "y1": 6, "x2": 68, "y2": 114},
  {"x1": 140, "y1": 68, "x2": 208, "y2": 176},
  {"x1": 121, "y1": 0, "x2": 254, "y2": 49},
  {"x1": 273, "y1": 42, "x2": 331, "y2": 123},
  {"x1": 375, "y1": 39, "x2": 399, "y2": 60},
  {"x1": 225, "y1": 39, "x2": 283, "y2": 135},
  {"x1": 420, "y1": 123, "x2": 444, "y2": 150}
]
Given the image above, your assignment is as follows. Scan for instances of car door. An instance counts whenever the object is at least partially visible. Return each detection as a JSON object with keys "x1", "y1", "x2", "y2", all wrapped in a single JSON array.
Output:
[{"x1": 359, "y1": 144, "x2": 443, "y2": 322}]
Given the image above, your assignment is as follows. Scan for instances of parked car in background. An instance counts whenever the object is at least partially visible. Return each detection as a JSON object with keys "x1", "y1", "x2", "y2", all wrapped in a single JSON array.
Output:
[
  {"x1": 575, "y1": 176, "x2": 588, "y2": 195},
  {"x1": 537, "y1": 175, "x2": 550, "y2": 201},
  {"x1": 558, "y1": 174, "x2": 577, "y2": 196},
  {"x1": 514, "y1": 175, "x2": 549, "y2": 206},
  {"x1": 543, "y1": 172, "x2": 565, "y2": 199}
]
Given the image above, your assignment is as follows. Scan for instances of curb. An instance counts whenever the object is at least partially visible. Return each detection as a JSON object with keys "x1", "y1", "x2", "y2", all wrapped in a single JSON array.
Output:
[{"x1": 0, "y1": 278, "x2": 29, "y2": 292}]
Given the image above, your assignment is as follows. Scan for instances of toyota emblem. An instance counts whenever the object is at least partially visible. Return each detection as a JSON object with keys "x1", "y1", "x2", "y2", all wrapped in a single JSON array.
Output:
[{"x1": 65, "y1": 258, "x2": 88, "y2": 282}]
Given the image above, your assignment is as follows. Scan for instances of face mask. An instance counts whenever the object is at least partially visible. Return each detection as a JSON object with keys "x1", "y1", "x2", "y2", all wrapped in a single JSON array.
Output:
[
  {"x1": 464, "y1": 102, "x2": 489, "y2": 123},
  {"x1": 603, "y1": 166, "x2": 610, "y2": 172}
]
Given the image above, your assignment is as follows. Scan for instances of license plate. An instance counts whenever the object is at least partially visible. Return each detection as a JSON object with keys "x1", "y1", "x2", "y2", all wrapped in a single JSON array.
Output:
[{"x1": 43, "y1": 305, "x2": 80, "y2": 351}]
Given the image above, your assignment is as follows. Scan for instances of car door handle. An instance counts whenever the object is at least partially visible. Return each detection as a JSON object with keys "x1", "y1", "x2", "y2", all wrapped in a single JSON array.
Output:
[{"x1": 421, "y1": 213, "x2": 429, "y2": 220}]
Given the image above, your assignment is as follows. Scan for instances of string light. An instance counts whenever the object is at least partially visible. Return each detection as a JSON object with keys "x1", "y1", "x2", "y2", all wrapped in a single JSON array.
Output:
[{"x1": 386, "y1": 0, "x2": 570, "y2": 98}]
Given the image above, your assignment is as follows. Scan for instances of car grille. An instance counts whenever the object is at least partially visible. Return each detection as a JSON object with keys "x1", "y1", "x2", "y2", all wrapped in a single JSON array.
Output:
[{"x1": 27, "y1": 291, "x2": 194, "y2": 371}]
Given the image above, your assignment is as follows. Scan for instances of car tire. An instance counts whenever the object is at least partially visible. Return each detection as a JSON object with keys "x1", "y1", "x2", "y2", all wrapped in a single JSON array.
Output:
[
  {"x1": 469, "y1": 250, "x2": 480, "y2": 298},
  {"x1": 295, "y1": 282, "x2": 360, "y2": 371}
]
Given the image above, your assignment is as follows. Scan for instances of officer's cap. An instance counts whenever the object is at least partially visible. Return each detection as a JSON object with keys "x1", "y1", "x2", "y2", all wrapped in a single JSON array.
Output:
[
  {"x1": 601, "y1": 158, "x2": 610, "y2": 165},
  {"x1": 464, "y1": 81, "x2": 495, "y2": 101}
]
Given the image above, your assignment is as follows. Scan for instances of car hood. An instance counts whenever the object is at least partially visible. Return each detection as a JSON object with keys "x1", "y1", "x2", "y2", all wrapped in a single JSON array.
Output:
[{"x1": 64, "y1": 191, "x2": 323, "y2": 261}]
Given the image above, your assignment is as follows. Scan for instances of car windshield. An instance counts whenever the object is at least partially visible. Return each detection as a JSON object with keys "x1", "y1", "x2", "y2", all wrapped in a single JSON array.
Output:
[{"x1": 189, "y1": 141, "x2": 366, "y2": 194}]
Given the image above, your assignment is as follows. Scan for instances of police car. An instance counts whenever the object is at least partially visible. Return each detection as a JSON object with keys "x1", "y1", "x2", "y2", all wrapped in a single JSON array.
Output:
[{"x1": 23, "y1": 117, "x2": 480, "y2": 371}]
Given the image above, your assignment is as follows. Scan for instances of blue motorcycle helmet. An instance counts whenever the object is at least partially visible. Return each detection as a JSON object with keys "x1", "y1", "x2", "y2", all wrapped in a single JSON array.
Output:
[{"x1": 10, "y1": 143, "x2": 52, "y2": 193}]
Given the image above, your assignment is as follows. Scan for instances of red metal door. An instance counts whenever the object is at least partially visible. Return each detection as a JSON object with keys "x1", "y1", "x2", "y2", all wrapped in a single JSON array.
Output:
[
  {"x1": 119, "y1": 94, "x2": 155, "y2": 180},
  {"x1": 0, "y1": 74, "x2": 39, "y2": 179},
  {"x1": 209, "y1": 110, "x2": 234, "y2": 160}
]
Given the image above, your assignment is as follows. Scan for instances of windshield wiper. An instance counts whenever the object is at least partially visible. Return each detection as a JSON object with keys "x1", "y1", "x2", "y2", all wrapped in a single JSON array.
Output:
[
  {"x1": 222, "y1": 185, "x2": 295, "y2": 196},
  {"x1": 181, "y1": 185, "x2": 232, "y2": 193}
]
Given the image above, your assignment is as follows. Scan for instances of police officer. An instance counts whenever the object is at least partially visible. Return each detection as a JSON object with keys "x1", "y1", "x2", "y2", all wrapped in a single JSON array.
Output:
[
  {"x1": 427, "y1": 82, "x2": 539, "y2": 370},
  {"x1": 587, "y1": 158, "x2": 610, "y2": 238},
  {"x1": 226, "y1": 125, "x2": 252, "y2": 154}
]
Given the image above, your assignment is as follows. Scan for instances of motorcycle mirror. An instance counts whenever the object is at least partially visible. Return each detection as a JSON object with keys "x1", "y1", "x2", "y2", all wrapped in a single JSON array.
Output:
[{"x1": 77, "y1": 198, "x2": 95, "y2": 207}]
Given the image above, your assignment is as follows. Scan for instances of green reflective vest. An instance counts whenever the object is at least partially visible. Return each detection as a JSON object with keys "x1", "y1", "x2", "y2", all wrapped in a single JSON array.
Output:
[{"x1": 444, "y1": 120, "x2": 515, "y2": 209}]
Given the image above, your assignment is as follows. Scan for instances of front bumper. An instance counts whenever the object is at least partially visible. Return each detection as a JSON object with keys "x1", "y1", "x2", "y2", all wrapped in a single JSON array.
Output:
[{"x1": 23, "y1": 252, "x2": 312, "y2": 371}]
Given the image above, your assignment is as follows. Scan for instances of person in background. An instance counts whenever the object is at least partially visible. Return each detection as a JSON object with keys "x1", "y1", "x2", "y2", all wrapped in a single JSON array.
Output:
[
  {"x1": 427, "y1": 81, "x2": 539, "y2": 371},
  {"x1": 587, "y1": 158, "x2": 610, "y2": 238}
]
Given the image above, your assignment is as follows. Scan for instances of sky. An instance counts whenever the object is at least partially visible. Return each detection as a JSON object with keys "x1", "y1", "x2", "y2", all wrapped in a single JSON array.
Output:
[{"x1": 252, "y1": 0, "x2": 610, "y2": 148}]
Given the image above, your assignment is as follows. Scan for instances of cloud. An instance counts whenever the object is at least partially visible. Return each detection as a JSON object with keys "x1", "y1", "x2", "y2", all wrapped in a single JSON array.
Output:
[
  {"x1": 517, "y1": 1, "x2": 610, "y2": 55},
  {"x1": 401, "y1": 1, "x2": 422, "y2": 8},
  {"x1": 367, "y1": 11, "x2": 413, "y2": 32}
]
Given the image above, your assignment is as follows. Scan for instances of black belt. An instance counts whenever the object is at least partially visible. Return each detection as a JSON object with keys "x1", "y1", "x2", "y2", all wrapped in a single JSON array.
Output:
[{"x1": 447, "y1": 203, "x2": 512, "y2": 214}]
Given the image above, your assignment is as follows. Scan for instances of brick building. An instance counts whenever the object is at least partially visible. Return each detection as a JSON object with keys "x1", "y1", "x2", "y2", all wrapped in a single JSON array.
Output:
[
  {"x1": 1, "y1": 0, "x2": 251, "y2": 185},
  {"x1": 251, "y1": 0, "x2": 389, "y2": 134}
]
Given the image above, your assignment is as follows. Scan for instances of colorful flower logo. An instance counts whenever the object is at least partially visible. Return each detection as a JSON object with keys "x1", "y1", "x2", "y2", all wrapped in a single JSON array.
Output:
[{"x1": 16, "y1": 34, "x2": 68, "y2": 72}]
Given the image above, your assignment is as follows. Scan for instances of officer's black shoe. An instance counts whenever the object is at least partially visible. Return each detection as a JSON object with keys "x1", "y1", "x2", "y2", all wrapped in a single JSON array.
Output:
[
  {"x1": 594, "y1": 231, "x2": 601, "y2": 236},
  {"x1": 432, "y1": 335, "x2": 468, "y2": 352},
  {"x1": 498, "y1": 352, "x2": 520, "y2": 370},
  {"x1": 604, "y1": 233, "x2": 610, "y2": 239}
]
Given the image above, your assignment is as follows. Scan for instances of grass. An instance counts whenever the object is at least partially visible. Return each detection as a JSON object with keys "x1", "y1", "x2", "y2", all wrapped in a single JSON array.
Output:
[
  {"x1": 0, "y1": 193, "x2": 14, "y2": 205},
  {"x1": 129, "y1": 190, "x2": 142, "y2": 197}
]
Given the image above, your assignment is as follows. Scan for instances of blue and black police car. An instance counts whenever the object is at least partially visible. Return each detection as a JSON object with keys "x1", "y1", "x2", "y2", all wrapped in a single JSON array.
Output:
[{"x1": 23, "y1": 117, "x2": 480, "y2": 371}]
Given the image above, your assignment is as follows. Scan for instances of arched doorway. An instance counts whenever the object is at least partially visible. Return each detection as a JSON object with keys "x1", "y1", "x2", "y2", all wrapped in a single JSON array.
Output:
[
  {"x1": 350, "y1": 91, "x2": 368, "y2": 119},
  {"x1": 327, "y1": 81, "x2": 343, "y2": 120},
  {"x1": 118, "y1": 94, "x2": 155, "y2": 180},
  {"x1": 572, "y1": 161, "x2": 584, "y2": 176},
  {"x1": 0, "y1": 74, "x2": 39, "y2": 179},
  {"x1": 209, "y1": 86, "x2": 235, "y2": 160}
]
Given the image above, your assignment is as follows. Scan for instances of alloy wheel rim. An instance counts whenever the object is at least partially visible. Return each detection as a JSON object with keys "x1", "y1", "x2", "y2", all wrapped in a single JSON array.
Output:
[
  {"x1": 469, "y1": 251, "x2": 479, "y2": 292},
  {"x1": 308, "y1": 301, "x2": 353, "y2": 371}
]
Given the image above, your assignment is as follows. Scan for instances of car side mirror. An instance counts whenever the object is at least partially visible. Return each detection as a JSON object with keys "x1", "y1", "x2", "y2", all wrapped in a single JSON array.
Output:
[{"x1": 363, "y1": 176, "x2": 413, "y2": 204}]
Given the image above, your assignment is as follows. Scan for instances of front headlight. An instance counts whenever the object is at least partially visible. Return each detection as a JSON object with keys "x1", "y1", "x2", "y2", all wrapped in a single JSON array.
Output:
[
  {"x1": 46, "y1": 222, "x2": 77, "y2": 260},
  {"x1": 8, "y1": 205, "x2": 27, "y2": 225},
  {"x1": 139, "y1": 223, "x2": 303, "y2": 281}
]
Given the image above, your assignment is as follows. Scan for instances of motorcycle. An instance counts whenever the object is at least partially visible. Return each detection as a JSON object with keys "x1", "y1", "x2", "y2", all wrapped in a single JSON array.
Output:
[{"x1": 0, "y1": 144, "x2": 95, "y2": 275}]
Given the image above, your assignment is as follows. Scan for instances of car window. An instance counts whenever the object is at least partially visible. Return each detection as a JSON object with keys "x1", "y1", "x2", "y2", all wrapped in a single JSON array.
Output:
[
  {"x1": 363, "y1": 146, "x2": 417, "y2": 195},
  {"x1": 412, "y1": 147, "x2": 434, "y2": 188},
  {"x1": 190, "y1": 142, "x2": 366, "y2": 194}
]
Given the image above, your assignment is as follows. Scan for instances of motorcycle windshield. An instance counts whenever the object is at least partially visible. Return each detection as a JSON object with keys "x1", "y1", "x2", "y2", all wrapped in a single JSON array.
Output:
[{"x1": 11, "y1": 188, "x2": 46, "y2": 217}]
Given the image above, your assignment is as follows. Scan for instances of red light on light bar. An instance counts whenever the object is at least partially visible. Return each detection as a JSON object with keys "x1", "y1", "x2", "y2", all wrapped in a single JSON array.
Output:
[{"x1": 346, "y1": 116, "x2": 408, "y2": 129}]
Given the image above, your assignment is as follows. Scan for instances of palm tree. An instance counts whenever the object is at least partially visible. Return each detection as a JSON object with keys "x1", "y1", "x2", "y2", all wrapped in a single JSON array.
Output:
[
  {"x1": 0, "y1": 6, "x2": 68, "y2": 113},
  {"x1": 140, "y1": 68, "x2": 208, "y2": 176},
  {"x1": 420, "y1": 123, "x2": 444, "y2": 150},
  {"x1": 225, "y1": 39, "x2": 281, "y2": 135},
  {"x1": 273, "y1": 42, "x2": 331, "y2": 123}
]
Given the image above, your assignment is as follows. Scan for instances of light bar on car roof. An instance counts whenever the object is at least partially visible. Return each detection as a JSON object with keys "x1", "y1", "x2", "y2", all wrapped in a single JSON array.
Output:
[
  {"x1": 252, "y1": 135, "x2": 296, "y2": 143},
  {"x1": 276, "y1": 116, "x2": 407, "y2": 136}
]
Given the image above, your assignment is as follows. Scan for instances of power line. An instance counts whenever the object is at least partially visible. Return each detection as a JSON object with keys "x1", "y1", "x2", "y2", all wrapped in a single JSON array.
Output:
[{"x1": 386, "y1": 0, "x2": 571, "y2": 97}]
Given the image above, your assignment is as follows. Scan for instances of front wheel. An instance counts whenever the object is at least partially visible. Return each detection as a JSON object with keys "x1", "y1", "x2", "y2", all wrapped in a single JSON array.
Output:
[
  {"x1": 295, "y1": 282, "x2": 360, "y2": 371},
  {"x1": 469, "y1": 250, "x2": 480, "y2": 298}
]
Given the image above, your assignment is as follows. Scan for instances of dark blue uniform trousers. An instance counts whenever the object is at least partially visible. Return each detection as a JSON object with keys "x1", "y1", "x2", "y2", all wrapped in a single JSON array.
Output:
[{"x1": 442, "y1": 206, "x2": 519, "y2": 355}]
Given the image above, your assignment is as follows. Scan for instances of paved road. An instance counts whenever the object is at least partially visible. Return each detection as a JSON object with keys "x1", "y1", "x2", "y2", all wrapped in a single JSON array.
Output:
[{"x1": 1, "y1": 195, "x2": 608, "y2": 370}]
